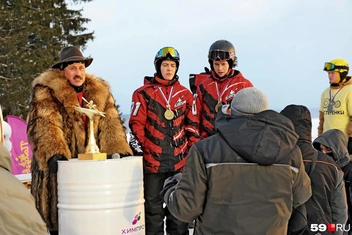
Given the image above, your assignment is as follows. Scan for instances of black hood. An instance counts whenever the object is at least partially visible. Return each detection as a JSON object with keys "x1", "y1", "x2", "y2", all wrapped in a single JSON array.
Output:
[
  {"x1": 280, "y1": 105, "x2": 315, "y2": 157},
  {"x1": 280, "y1": 105, "x2": 312, "y2": 142},
  {"x1": 313, "y1": 129, "x2": 350, "y2": 168},
  {"x1": 216, "y1": 110, "x2": 299, "y2": 165}
]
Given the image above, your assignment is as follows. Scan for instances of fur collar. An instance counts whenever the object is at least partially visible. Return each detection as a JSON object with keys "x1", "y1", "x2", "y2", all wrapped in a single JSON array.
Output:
[{"x1": 32, "y1": 69, "x2": 111, "y2": 111}]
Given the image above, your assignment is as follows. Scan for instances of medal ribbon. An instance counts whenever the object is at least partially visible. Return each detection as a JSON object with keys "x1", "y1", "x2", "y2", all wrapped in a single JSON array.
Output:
[
  {"x1": 329, "y1": 87, "x2": 342, "y2": 105},
  {"x1": 157, "y1": 86, "x2": 174, "y2": 110},
  {"x1": 215, "y1": 79, "x2": 232, "y2": 103}
]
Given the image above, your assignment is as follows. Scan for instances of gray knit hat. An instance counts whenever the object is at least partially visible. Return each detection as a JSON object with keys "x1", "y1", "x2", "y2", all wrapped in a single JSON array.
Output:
[{"x1": 231, "y1": 87, "x2": 268, "y2": 116}]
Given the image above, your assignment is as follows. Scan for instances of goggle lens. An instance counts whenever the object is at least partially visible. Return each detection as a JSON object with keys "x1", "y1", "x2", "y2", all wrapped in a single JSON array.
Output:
[
  {"x1": 156, "y1": 47, "x2": 180, "y2": 60},
  {"x1": 324, "y1": 62, "x2": 335, "y2": 71},
  {"x1": 208, "y1": 50, "x2": 235, "y2": 60}
]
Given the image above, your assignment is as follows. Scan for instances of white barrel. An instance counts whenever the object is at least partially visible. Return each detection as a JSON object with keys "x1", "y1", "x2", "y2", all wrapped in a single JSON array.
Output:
[{"x1": 57, "y1": 157, "x2": 145, "y2": 235}]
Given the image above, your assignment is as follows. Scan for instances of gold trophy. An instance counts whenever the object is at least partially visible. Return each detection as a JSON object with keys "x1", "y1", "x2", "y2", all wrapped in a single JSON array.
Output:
[{"x1": 74, "y1": 98, "x2": 107, "y2": 160}]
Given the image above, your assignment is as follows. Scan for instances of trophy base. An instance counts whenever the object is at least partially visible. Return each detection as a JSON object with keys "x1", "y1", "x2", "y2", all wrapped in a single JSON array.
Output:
[{"x1": 78, "y1": 153, "x2": 107, "y2": 160}]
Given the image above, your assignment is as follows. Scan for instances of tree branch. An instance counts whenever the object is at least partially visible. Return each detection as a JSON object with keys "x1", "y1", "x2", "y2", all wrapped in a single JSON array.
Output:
[{"x1": 0, "y1": 75, "x2": 12, "y2": 80}]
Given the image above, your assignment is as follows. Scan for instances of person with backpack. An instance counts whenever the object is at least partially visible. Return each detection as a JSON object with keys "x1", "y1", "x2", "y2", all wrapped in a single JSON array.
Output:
[
  {"x1": 189, "y1": 67, "x2": 210, "y2": 94},
  {"x1": 192, "y1": 39, "x2": 253, "y2": 138},
  {"x1": 281, "y1": 105, "x2": 347, "y2": 234}
]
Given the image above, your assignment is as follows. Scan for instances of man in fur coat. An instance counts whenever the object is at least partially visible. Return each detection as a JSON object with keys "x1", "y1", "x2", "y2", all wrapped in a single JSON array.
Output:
[{"x1": 27, "y1": 46, "x2": 133, "y2": 235}]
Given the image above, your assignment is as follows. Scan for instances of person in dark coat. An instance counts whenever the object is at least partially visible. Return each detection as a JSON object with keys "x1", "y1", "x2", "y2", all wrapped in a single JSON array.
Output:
[
  {"x1": 313, "y1": 129, "x2": 351, "y2": 232},
  {"x1": 161, "y1": 88, "x2": 311, "y2": 235},
  {"x1": 281, "y1": 105, "x2": 347, "y2": 235}
]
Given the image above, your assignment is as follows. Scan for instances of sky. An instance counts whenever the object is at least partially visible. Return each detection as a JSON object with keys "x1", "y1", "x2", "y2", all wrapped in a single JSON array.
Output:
[{"x1": 72, "y1": 0, "x2": 352, "y2": 117}]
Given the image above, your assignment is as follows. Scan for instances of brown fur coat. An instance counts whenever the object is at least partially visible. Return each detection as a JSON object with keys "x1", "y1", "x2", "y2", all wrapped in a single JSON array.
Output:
[{"x1": 27, "y1": 69, "x2": 132, "y2": 231}]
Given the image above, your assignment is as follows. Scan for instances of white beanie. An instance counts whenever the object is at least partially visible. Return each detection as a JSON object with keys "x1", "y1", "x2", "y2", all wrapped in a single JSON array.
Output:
[{"x1": 231, "y1": 87, "x2": 268, "y2": 116}]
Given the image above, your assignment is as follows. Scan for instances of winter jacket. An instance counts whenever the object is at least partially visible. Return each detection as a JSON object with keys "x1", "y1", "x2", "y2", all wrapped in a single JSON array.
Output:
[
  {"x1": 281, "y1": 105, "x2": 347, "y2": 234},
  {"x1": 313, "y1": 129, "x2": 350, "y2": 173},
  {"x1": 313, "y1": 129, "x2": 351, "y2": 229},
  {"x1": 27, "y1": 69, "x2": 132, "y2": 231},
  {"x1": 164, "y1": 110, "x2": 311, "y2": 235},
  {"x1": 0, "y1": 144, "x2": 48, "y2": 235},
  {"x1": 129, "y1": 75, "x2": 200, "y2": 173},
  {"x1": 195, "y1": 69, "x2": 253, "y2": 138}
]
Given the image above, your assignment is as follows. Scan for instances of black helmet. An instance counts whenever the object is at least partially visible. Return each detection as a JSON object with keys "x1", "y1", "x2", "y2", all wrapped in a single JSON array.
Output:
[{"x1": 208, "y1": 40, "x2": 237, "y2": 68}]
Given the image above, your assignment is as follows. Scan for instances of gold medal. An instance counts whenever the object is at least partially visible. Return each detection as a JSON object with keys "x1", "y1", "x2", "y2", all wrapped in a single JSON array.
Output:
[
  {"x1": 164, "y1": 109, "x2": 175, "y2": 120},
  {"x1": 215, "y1": 103, "x2": 222, "y2": 113}
]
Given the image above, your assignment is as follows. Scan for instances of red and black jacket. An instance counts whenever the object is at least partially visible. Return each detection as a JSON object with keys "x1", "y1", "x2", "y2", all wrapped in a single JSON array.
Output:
[
  {"x1": 195, "y1": 69, "x2": 253, "y2": 139},
  {"x1": 189, "y1": 67, "x2": 211, "y2": 94},
  {"x1": 129, "y1": 75, "x2": 200, "y2": 173}
]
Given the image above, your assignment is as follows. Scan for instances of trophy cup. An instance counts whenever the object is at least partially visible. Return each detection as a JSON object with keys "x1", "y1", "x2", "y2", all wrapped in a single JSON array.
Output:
[{"x1": 74, "y1": 98, "x2": 107, "y2": 160}]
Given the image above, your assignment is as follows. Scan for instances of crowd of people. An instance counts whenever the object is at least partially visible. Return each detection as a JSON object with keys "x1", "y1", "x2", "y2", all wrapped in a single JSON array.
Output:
[{"x1": 1, "y1": 40, "x2": 352, "y2": 235}]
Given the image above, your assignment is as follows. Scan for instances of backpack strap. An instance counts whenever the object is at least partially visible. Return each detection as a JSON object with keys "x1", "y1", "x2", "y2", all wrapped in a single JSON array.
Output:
[{"x1": 189, "y1": 68, "x2": 211, "y2": 94}]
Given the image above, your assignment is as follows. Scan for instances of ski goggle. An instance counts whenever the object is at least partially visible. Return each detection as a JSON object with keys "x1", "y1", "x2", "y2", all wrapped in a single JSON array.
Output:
[
  {"x1": 324, "y1": 62, "x2": 348, "y2": 71},
  {"x1": 208, "y1": 50, "x2": 235, "y2": 61},
  {"x1": 155, "y1": 47, "x2": 180, "y2": 61}
]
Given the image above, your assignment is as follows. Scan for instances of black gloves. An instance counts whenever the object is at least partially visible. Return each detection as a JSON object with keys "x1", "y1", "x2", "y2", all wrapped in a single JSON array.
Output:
[
  {"x1": 160, "y1": 173, "x2": 182, "y2": 202},
  {"x1": 48, "y1": 154, "x2": 68, "y2": 174},
  {"x1": 348, "y1": 137, "x2": 352, "y2": 154}
]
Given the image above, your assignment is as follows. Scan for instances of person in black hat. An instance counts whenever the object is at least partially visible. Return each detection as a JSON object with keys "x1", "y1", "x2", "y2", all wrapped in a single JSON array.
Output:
[
  {"x1": 27, "y1": 46, "x2": 132, "y2": 235},
  {"x1": 161, "y1": 87, "x2": 311, "y2": 235}
]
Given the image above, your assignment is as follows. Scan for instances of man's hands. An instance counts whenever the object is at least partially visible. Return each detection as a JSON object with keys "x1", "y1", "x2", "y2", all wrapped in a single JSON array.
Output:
[
  {"x1": 48, "y1": 154, "x2": 68, "y2": 173},
  {"x1": 160, "y1": 173, "x2": 182, "y2": 202}
]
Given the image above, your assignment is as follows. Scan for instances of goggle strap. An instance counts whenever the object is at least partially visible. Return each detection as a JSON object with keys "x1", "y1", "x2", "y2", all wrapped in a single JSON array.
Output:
[
  {"x1": 336, "y1": 66, "x2": 349, "y2": 70},
  {"x1": 325, "y1": 65, "x2": 349, "y2": 71}
]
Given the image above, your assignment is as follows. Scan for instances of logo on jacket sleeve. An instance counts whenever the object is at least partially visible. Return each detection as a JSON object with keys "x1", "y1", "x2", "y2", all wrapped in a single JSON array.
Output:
[{"x1": 174, "y1": 98, "x2": 186, "y2": 108}]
